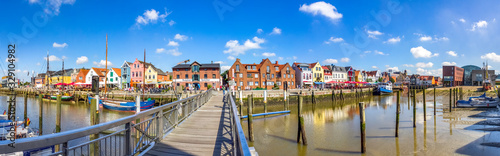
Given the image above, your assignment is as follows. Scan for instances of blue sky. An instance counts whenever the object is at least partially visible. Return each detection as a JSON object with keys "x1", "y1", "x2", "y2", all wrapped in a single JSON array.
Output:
[{"x1": 2, "y1": 0, "x2": 500, "y2": 82}]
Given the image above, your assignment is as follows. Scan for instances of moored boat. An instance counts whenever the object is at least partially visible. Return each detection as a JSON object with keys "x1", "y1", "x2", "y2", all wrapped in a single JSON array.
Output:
[
  {"x1": 456, "y1": 93, "x2": 500, "y2": 108},
  {"x1": 87, "y1": 97, "x2": 155, "y2": 111},
  {"x1": 373, "y1": 82, "x2": 393, "y2": 95}
]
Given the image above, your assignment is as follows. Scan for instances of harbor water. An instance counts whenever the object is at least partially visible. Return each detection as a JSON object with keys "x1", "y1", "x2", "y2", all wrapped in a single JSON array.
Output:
[{"x1": 242, "y1": 94, "x2": 500, "y2": 155}]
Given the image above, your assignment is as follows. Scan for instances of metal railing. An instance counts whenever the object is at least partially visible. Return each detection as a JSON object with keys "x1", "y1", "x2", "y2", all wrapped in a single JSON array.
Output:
[
  {"x1": 226, "y1": 93, "x2": 252, "y2": 156},
  {"x1": 0, "y1": 89, "x2": 213, "y2": 156}
]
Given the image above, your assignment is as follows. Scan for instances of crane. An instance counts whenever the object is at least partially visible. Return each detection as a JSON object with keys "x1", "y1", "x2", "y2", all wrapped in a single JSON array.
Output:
[{"x1": 177, "y1": 59, "x2": 190, "y2": 65}]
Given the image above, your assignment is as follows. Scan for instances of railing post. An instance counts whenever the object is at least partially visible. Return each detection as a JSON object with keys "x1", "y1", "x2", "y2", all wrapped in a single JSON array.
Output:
[
  {"x1": 157, "y1": 109, "x2": 164, "y2": 141},
  {"x1": 174, "y1": 105, "x2": 179, "y2": 127},
  {"x1": 125, "y1": 122, "x2": 132, "y2": 156},
  {"x1": 62, "y1": 142, "x2": 68, "y2": 156}
]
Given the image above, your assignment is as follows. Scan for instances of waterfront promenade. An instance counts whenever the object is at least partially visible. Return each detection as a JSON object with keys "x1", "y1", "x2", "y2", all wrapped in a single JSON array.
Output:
[{"x1": 145, "y1": 93, "x2": 234, "y2": 155}]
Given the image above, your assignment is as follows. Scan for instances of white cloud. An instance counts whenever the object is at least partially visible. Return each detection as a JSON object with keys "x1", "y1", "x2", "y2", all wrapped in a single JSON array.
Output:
[
  {"x1": 410, "y1": 46, "x2": 438, "y2": 58},
  {"x1": 459, "y1": 18, "x2": 466, "y2": 23},
  {"x1": 374, "y1": 50, "x2": 388, "y2": 55},
  {"x1": 168, "y1": 40, "x2": 179, "y2": 47},
  {"x1": 221, "y1": 66, "x2": 231, "y2": 72},
  {"x1": 257, "y1": 29, "x2": 263, "y2": 34},
  {"x1": 61, "y1": 56, "x2": 67, "y2": 60},
  {"x1": 278, "y1": 57, "x2": 284, "y2": 60},
  {"x1": 416, "y1": 68, "x2": 442, "y2": 76},
  {"x1": 214, "y1": 61, "x2": 224, "y2": 64},
  {"x1": 385, "y1": 37, "x2": 401, "y2": 44},
  {"x1": 76, "y1": 56, "x2": 88, "y2": 65},
  {"x1": 299, "y1": 1, "x2": 343, "y2": 21},
  {"x1": 403, "y1": 64, "x2": 414, "y2": 67},
  {"x1": 471, "y1": 20, "x2": 488, "y2": 31},
  {"x1": 435, "y1": 37, "x2": 449, "y2": 41},
  {"x1": 36, "y1": 62, "x2": 41, "y2": 66},
  {"x1": 270, "y1": 27, "x2": 282, "y2": 35},
  {"x1": 322, "y1": 59, "x2": 338, "y2": 64},
  {"x1": 386, "y1": 66, "x2": 399, "y2": 72},
  {"x1": 93, "y1": 60, "x2": 113, "y2": 67},
  {"x1": 174, "y1": 34, "x2": 188, "y2": 41},
  {"x1": 293, "y1": 56, "x2": 297, "y2": 60},
  {"x1": 372, "y1": 66, "x2": 378, "y2": 69},
  {"x1": 53, "y1": 42, "x2": 68, "y2": 48},
  {"x1": 166, "y1": 48, "x2": 181, "y2": 56},
  {"x1": 252, "y1": 53, "x2": 258, "y2": 57},
  {"x1": 419, "y1": 36, "x2": 432, "y2": 42},
  {"x1": 44, "y1": 55, "x2": 61, "y2": 61},
  {"x1": 446, "y1": 51, "x2": 457, "y2": 57},
  {"x1": 223, "y1": 37, "x2": 265, "y2": 56},
  {"x1": 262, "y1": 52, "x2": 276, "y2": 57},
  {"x1": 227, "y1": 56, "x2": 235, "y2": 60},
  {"x1": 340, "y1": 57, "x2": 350, "y2": 63},
  {"x1": 367, "y1": 30, "x2": 383, "y2": 39},
  {"x1": 135, "y1": 9, "x2": 169, "y2": 27},
  {"x1": 32, "y1": 0, "x2": 76, "y2": 15},
  {"x1": 442, "y1": 62, "x2": 457, "y2": 66},
  {"x1": 481, "y1": 52, "x2": 500, "y2": 62},
  {"x1": 156, "y1": 48, "x2": 165, "y2": 53},
  {"x1": 415, "y1": 62, "x2": 433, "y2": 68},
  {"x1": 168, "y1": 20, "x2": 175, "y2": 26},
  {"x1": 325, "y1": 37, "x2": 343, "y2": 44}
]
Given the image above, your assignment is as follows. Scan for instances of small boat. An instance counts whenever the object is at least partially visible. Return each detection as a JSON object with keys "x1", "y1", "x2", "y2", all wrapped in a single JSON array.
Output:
[
  {"x1": 373, "y1": 82, "x2": 393, "y2": 95},
  {"x1": 0, "y1": 114, "x2": 24, "y2": 128},
  {"x1": 50, "y1": 95, "x2": 73, "y2": 101},
  {"x1": 0, "y1": 122, "x2": 55, "y2": 155},
  {"x1": 87, "y1": 97, "x2": 155, "y2": 111},
  {"x1": 456, "y1": 93, "x2": 500, "y2": 108}
]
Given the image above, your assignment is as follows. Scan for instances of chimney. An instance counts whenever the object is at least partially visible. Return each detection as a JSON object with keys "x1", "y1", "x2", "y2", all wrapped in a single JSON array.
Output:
[
  {"x1": 275, "y1": 61, "x2": 278, "y2": 64},
  {"x1": 211, "y1": 61, "x2": 213, "y2": 64}
]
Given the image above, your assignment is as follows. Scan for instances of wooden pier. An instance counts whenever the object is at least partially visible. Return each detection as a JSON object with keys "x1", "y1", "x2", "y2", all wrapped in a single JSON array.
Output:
[{"x1": 145, "y1": 93, "x2": 234, "y2": 156}]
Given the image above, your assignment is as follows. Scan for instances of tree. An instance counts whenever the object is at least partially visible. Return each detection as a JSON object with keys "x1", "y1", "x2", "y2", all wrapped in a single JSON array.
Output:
[
  {"x1": 366, "y1": 78, "x2": 373, "y2": 82},
  {"x1": 207, "y1": 84, "x2": 212, "y2": 89},
  {"x1": 377, "y1": 77, "x2": 383, "y2": 82},
  {"x1": 390, "y1": 77, "x2": 395, "y2": 83}
]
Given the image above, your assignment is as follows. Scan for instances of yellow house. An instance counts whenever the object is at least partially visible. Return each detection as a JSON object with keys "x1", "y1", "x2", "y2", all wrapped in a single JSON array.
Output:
[
  {"x1": 310, "y1": 62, "x2": 324, "y2": 82},
  {"x1": 45, "y1": 69, "x2": 74, "y2": 85},
  {"x1": 145, "y1": 65, "x2": 158, "y2": 85}
]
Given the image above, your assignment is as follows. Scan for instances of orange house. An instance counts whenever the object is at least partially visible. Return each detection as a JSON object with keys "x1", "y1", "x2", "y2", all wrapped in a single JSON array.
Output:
[{"x1": 75, "y1": 69, "x2": 90, "y2": 83}]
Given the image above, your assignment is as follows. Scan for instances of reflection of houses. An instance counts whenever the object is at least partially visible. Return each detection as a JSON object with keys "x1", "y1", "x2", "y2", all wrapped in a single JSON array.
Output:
[{"x1": 293, "y1": 63, "x2": 313, "y2": 88}]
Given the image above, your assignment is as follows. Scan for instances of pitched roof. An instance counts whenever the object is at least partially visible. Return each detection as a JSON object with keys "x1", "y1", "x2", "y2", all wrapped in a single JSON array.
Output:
[
  {"x1": 172, "y1": 63, "x2": 220, "y2": 69},
  {"x1": 111, "y1": 68, "x2": 121, "y2": 77},
  {"x1": 80, "y1": 69, "x2": 90, "y2": 76},
  {"x1": 365, "y1": 71, "x2": 378, "y2": 77},
  {"x1": 92, "y1": 67, "x2": 108, "y2": 77}
]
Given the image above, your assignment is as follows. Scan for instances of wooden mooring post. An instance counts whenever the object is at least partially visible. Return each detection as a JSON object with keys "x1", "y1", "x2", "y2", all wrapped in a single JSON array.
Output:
[
  {"x1": 248, "y1": 94, "x2": 254, "y2": 142},
  {"x1": 38, "y1": 95, "x2": 43, "y2": 135},
  {"x1": 297, "y1": 94, "x2": 307, "y2": 145},
  {"x1": 449, "y1": 88, "x2": 452, "y2": 112},
  {"x1": 434, "y1": 87, "x2": 436, "y2": 115},
  {"x1": 395, "y1": 91, "x2": 400, "y2": 137},
  {"x1": 90, "y1": 95, "x2": 100, "y2": 156},
  {"x1": 413, "y1": 89, "x2": 416, "y2": 128},
  {"x1": 55, "y1": 95, "x2": 62, "y2": 151},
  {"x1": 423, "y1": 88, "x2": 426, "y2": 121},
  {"x1": 359, "y1": 102, "x2": 366, "y2": 153}
]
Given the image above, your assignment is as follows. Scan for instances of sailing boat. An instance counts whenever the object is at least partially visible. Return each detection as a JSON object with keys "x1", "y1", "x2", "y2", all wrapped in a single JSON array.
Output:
[{"x1": 88, "y1": 35, "x2": 155, "y2": 111}]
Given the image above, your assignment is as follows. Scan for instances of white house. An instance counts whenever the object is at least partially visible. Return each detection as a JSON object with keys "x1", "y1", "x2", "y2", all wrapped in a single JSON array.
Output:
[
  {"x1": 106, "y1": 68, "x2": 122, "y2": 89},
  {"x1": 85, "y1": 67, "x2": 107, "y2": 86},
  {"x1": 292, "y1": 63, "x2": 313, "y2": 88},
  {"x1": 331, "y1": 65, "x2": 347, "y2": 83}
]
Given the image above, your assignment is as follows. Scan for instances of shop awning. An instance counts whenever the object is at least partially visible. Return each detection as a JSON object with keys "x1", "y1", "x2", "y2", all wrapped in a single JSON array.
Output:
[{"x1": 314, "y1": 82, "x2": 325, "y2": 85}]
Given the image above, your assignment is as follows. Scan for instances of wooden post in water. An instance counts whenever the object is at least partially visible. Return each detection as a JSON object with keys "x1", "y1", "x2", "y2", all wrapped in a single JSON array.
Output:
[
  {"x1": 284, "y1": 89, "x2": 288, "y2": 111},
  {"x1": 38, "y1": 95, "x2": 43, "y2": 135},
  {"x1": 395, "y1": 91, "x2": 400, "y2": 137},
  {"x1": 56, "y1": 95, "x2": 62, "y2": 133},
  {"x1": 24, "y1": 94, "x2": 28, "y2": 128},
  {"x1": 90, "y1": 96, "x2": 99, "y2": 156},
  {"x1": 449, "y1": 88, "x2": 452, "y2": 112},
  {"x1": 434, "y1": 87, "x2": 436, "y2": 115},
  {"x1": 297, "y1": 94, "x2": 307, "y2": 145},
  {"x1": 311, "y1": 90, "x2": 315, "y2": 104},
  {"x1": 413, "y1": 89, "x2": 416, "y2": 128},
  {"x1": 247, "y1": 95, "x2": 254, "y2": 142},
  {"x1": 423, "y1": 88, "x2": 426, "y2": 121},
  {"x1": 359, "y1": 102, "x2": 366, "y2": 153},
  {"x1": 239, "y1": 90, "x2": 243, "y2": 115}
]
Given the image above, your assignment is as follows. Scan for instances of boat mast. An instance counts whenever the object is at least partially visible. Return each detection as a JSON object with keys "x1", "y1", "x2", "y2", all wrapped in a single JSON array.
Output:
[
  {"x1": 143, "y1": 49, "x2": 146, "y2": 100},
  {"x1": 46, "y1": 50, "x2": 50, "y2": 89},
  {"x1": 105, "y1": 34, "x2": 108, "y2": 98},
  {"x1": 62, "y1": 59, "x2": 64, "y2": 85}
]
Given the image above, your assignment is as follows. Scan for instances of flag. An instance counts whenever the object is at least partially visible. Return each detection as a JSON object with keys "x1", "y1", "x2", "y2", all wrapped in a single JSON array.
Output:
[
  {"x1": 26, "y1": 117, "x2": 31, "y2": 126},
  {"x1": 2, "y1": 110, "x2": 5, "y2": 115}
]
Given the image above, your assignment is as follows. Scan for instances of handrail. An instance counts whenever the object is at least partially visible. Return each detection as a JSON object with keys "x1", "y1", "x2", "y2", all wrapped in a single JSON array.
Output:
[
  {"x1": 227, "y1": 93, "x2": 252, "y2": 156},
  {"x1": 0, "y1": 88, "x2": 213, "y2": 154}
]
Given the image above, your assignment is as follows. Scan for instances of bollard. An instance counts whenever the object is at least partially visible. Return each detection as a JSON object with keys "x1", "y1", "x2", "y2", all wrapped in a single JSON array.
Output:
[
  {"x1": 413, "y1": 89, "x2": 416, "y2": 128},
  {"x1": 239, "y1": 90, "x2": 243, "y2": 115},
  {"x1": 24, "y1": 94, "x2": 28, "y2": 128},
  {"x1": 449, "y1": 88, "x2": 452, "y2": 112},
  {"x1": 423, "y1": 88, "x2": 426, "y2": 121},
  {"x1": 434, "y1": 87, "x2": 436, "y2": 115},
  {"x1": 248, "y1": 94, "x2": 254, "y2": 142},
  {"x1": 38, "y1": 95, "x2": 43, "y2": 135},
  {"x1": 396, "y1": 91, "x2": 400, "y2": 137},
  {"x1": 263, "y1": 90, "x2": 267, "y2": 113},
  {"x1": 297, "y1": 94, "x2": 307, "y2": 145},
  {"x1": 359, "y1": 102, "x2": 366, "y2": 153}
]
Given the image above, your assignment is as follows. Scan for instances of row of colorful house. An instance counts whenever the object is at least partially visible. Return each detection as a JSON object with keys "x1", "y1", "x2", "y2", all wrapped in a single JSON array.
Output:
[
  {"x1": 227, "y1": 58, "x2": 443, "y2": 90},
  {"x1": 33, "y1": 59, "x2": 223, "y2": 90}
]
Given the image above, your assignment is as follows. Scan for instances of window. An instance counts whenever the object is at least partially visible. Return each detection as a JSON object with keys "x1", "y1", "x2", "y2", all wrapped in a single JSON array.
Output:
[
  {"x1": 267, "y1": 66, "x2": 270, "y2": 72},
  {"x1": 255, "y1": 82, "x2": 258, "y2": 86},
  {"x1": 192, "y1": 65, "x2": 200, "y2": 72},
  {"x1": 247, "y1": 74, "x2": 252, "y2": 78},
  {"x1": 255, "y1": 74, "x2": 258, "y2": 78},
  {"x1": 149, "y1": 69, "x2": 151, "y2": 73},
  {"x1": 110, "y1": 78, "x2": 113, "y2": 82},
  {"x1": 79, "y1": 76, "x2": 82, "y2": 80},
  {"x1": 248, "y1": 82, "x2": 253, "y2": 86},
  {"x1": 153, "y1": 75, "x2": 155, "y2": 79},
  {"x1": 110, "y1": 72, "x2": 113, "y2": 77},
  {"x1": 288, "y1": 74, "x2": 290, "y2": 78},
  {"x1": 239, "y1": 73, "x2": 243, "y2": 78},
  {"x1": 177, "y1": 75, "x2": 180, "y2": 79},
  {"x1": 204, "y1": 83, "x2": 207, "y2": 87},
  {"x1": 185, "y1": 74, "x2": 189, "y2": 79},
  {"x1": 236, "y1": 65, "x2": 240, "y2": 72},
  {"x1": 292, "y1": 82, "x2": 294, "y2": 86},
  {"x1": 253, "y1": 66, "x2": 256, "y2": 70},
  {"x1": 267, "y1": 74, "x2": 270, "y2": 79},
  {"x1": 240, "y1": 81, "x2": 243, "y2": 86},
  {"x1": 176, "y1": 69, "x2": 179, "y2": 71},
  {"x1": 185, "y1": 69, "x2": 188, "y2": 71},
  {"x1": 213, "y1": 74, "x2": 216, "y2": 78},
  {"x1": 193, "y1": 74, "x2": 200, "y2": 81},
  {"x1": 277, "y1": 82, "x2": 281, "y2": 86},
  {"x1": 271, "y1": 74, "x2": 274, "y2": 78},
  {"x1": 275, "y1": 66, "x2": 279, "y2": 71},
  {"x1": 204, "y1": 74, "x2": 207, "y2": 79},
  {"x1": 139, "y1": 72, "x2": 142, "y2": 77},
  {"x1": 292, "y1": 74, "x2": 294, "y2": 78}
]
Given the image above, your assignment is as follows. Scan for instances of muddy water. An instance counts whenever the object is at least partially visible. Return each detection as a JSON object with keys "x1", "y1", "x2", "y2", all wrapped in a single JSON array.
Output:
[{"x1": 242, "y1": 94, "x2": 500, "y2": 155}]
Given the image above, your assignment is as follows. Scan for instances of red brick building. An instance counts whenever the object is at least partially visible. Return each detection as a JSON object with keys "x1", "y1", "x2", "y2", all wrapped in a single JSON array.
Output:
[
  {"x1": 75, "y1": 69, "x2": 90, "y2": 83},
  {"x1": 442, "y1": 66, "x2": 464, "y2": 87},
  {"x1": 172, "y1": 61, "x2": 220, "y2": 90},
  {"x1": 228, "y1": 58, "x2": 296, "y2": 90}
]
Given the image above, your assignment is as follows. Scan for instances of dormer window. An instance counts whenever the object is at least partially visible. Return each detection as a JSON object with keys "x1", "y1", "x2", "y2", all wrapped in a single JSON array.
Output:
[{"x1": 192, "y1": 65, "x2": 200, "y2": 72}]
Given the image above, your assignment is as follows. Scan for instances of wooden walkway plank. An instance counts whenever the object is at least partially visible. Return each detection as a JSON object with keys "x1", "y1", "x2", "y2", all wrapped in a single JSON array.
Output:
[{"x1": 145, "y1": 92, "x2": 234, "y2": 156}]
